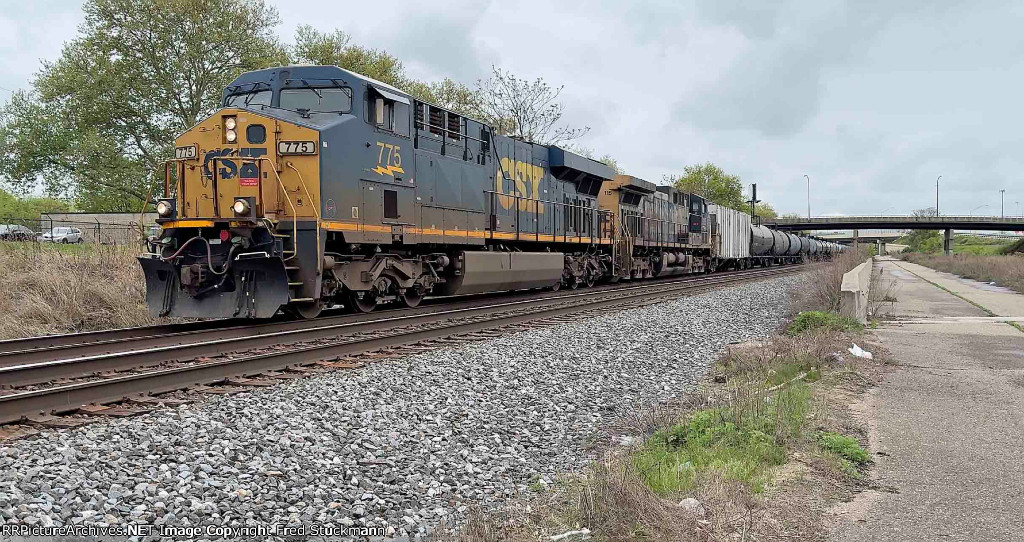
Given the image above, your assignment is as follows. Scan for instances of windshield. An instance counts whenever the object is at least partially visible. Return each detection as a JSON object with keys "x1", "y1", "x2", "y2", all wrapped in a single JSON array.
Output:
[
  {"x1": 280, "y1": 88, "x2": 352, "y2": 113},
  {"x1": 224, "y1": 90, "x2": 272, "y2": 108}
]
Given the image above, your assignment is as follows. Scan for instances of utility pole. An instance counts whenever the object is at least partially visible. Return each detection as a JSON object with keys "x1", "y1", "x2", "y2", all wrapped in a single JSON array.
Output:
[
  {"x1": 936, "y1": 175, "x2": 941, "y2": 216},
  {"x1": 804, "y1": 174, "x2": 810, "y2": 219},
  {"x1": 1000, "y1": 189, "x2": 1006, "y2": 218}
]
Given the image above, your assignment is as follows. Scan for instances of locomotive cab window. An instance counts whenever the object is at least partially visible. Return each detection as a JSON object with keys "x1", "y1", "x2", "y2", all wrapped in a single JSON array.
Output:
[
  {"x1": 224, "y1": 90, "x2": 271, "y2": 108},
  {"x1": 280, "y1": 87, "x2": 352, "y2": 113},
  {"x1": 368, "y1": 87, "x2": 410, "y2": 137}
]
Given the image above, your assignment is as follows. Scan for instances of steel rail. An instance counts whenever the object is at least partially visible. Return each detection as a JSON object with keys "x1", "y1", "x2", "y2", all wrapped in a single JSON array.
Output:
[
  {"x1": 0, "y1": 266, "x2": 766, "y2": 362},
  {"x1": 0, "y1": 265, "x2": 811, "y2": 370},
  {"x1": 0, "y1": 265, "x2": 809, "y2": 424},
  {"x1": 0, "y1": 266, "x2": 804, "y2": 387}
]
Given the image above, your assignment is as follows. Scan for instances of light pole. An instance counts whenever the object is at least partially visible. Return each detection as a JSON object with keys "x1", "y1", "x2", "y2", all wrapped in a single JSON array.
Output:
[
  {"x1": 1000, "y1": 189, "x2": 1006, "y2": 218},
  {"x1": 804, "y1": 174, "x2": 810, "y2": 219},
  {"x1": 936, "y1": 175, "x2": 942, "y2": 216},
  {"x1": 1017, "y1": 201, "x2": 1021, "y2": 218},
  {"x1": 880, "y1": 206, "x2": 894, "y2": 216},
  {"x1": 969, "y1": 204, "x2": 988, "y2": 217}
]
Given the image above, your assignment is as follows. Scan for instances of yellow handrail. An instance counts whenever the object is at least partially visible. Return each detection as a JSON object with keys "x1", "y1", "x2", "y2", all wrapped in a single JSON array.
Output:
[{"x1": 285, "y1": 161, "x2": 322, "y2": 273}]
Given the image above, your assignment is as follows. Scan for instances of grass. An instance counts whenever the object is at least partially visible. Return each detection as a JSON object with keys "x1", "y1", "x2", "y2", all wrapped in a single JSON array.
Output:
[
  {"x1": 0, "y1": 241, "x2": 160, "y2": 339},
  {"x1": 787, "y1": 311, "x2": 865, "y2": 335},
  {"x1": 799, "y1": 247, "x2": 871, "y2": 313},
  {"x1": 902, "y1": 252, "x2": 1024, "y2": 295},
  {"x1": 817, "y1": 431, "x2": 869, "y2": 465},
  {"x1": 634, "y1": 383, "x2": 811, "y2": 495}
]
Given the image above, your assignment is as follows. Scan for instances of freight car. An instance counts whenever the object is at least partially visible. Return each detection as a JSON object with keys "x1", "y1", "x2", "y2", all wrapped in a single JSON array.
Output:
[{"x1": 139, "y1": 65, "x2": 835, "y2": 319}]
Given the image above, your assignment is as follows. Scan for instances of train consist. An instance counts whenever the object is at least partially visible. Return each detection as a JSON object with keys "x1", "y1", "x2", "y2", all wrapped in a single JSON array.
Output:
[{"x1": 140, "y1": 65, "x2": 842, "y2": 319}]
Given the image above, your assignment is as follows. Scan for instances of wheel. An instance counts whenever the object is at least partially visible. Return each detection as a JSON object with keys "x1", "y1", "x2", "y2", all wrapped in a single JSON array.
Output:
[
  {"x1": 399, "y1": 288, "x2": 424, "y2": 308},
  {"x1": 584, "y1": 272, "x2": 597, "y2": 288},
  {"x1": 289, "y1": 300, "x2": 323, "y2": 319},
  {"x1": 76, "y1": 238, "x2": 84, "y2": 244},
  {"x1": 347, "y1": 290, "x2": 378, "y2": 313},
  {"x1": 550, "y1": 281, "x2": 561, "y2": 291},
  {"x1": 60, "y1": 238, "x2": 69, "y2": 244}
]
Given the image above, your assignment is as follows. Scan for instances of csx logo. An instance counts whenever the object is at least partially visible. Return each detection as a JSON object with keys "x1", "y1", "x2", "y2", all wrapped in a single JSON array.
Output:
[
  {"x1": 495, "y1": 158, "x2": 546, "y2": 213},
  {"x1": 203, "y1": 148, "x2": 267, "y2": 180}
]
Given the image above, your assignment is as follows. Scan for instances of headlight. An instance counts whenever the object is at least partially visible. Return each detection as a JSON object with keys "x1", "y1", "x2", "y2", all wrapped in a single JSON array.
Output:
[
  {"x1": 224, "y1": 117, "x2": 236, "y2": 130},
  {"x1": 232, "y1": 199, "x2": 250, "y2": 215},
  {"x1": 226, "y1": 129, "x2": 237, "y2": 143},
  {"x1": 156, "y1": 200, "x2": 173, "y2": 217}
]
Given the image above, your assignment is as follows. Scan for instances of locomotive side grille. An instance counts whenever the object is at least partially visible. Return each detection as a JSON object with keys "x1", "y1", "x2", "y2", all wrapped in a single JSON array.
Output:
[
  {"x1": 428, "y1": 106, "x2": 444, "y2": 136},
  {"x1": 447, "y1": 112, "x2": 461, "y2": 141}
]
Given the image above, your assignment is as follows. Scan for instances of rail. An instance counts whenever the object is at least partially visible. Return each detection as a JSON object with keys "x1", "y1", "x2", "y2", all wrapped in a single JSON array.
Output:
[{"x1": 0, "y1": 265, "x2": 814, "y2": 425}]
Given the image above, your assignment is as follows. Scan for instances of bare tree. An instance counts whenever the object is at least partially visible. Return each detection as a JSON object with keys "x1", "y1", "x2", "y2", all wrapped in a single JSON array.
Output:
[{"x1": 474, "y1": 67, "x2": 588, "y2": 146}]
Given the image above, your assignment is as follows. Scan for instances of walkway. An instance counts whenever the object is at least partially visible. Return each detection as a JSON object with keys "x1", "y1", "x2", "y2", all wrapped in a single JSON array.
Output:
[{"x1": 830, "y1": 256, "x2": 1024, "y2": 541}]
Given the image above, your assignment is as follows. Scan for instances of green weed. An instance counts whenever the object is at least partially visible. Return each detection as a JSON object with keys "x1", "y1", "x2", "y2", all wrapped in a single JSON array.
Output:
[
  {"x1": 817, "y1": 431, "x2": 869, "y2": 465},
  {"x1": 633, "y1": 383, "x2": 812, "y2": 494},
  {"x1": 787, "y1": 311, "x2": 864, "y2": 335}
]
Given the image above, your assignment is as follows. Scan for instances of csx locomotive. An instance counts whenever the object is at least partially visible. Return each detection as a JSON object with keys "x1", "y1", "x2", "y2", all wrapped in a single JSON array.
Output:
[{"x1": 140, "y1": 65, "x2": 840, "y2": 319}]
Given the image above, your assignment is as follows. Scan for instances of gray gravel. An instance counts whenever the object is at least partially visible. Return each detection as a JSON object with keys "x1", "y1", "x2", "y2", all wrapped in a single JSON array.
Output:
[{"x1": 0, "y1": 275, "x2": 802, "y2": 540}]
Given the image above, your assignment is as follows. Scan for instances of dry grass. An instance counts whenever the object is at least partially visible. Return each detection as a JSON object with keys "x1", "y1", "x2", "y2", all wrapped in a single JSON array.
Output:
[
  {"x1": 903, "y1": 252, "x2": 1024, "y2": 294},
  {"x1": 797, "y1": 248, "x2": 871, "y2": 313},
  {"x1": 0, "y1": 242, "x2": 157, "y2": 339}
]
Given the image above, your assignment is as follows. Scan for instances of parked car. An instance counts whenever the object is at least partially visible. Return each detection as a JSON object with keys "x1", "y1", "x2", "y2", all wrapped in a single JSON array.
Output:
[
  {"x1": 0, "y1": 224, "x2": 37, "y2": 241},
  {"x1": 40, "y1": 227, "x2": 84, "y2": 244}
]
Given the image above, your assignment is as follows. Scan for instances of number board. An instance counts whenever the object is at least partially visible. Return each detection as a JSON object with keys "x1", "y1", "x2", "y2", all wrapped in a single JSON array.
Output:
[
  {"x1": 174, "y1": 145, "x2": 197, "y2": 160},
  {"x1": 278, "y1": 141, "x2": 317, "y2": 155}
]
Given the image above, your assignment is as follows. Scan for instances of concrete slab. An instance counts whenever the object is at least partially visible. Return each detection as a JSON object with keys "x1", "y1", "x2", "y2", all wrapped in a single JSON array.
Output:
[
  {"x1": 878, "y1": 256, "x2": 1024, "y2": 317},
  {"x1": 830, "y1": 257, "x2": 1024, "y2": 542}
]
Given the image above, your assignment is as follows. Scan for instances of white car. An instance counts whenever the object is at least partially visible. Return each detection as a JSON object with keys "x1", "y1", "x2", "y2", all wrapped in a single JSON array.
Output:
[{"x1": 40, "y1": 227, "x2": 84, "y2": 244}]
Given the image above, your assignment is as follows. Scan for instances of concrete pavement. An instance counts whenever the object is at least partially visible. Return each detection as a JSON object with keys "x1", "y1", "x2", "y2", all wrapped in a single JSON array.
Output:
[{"x1": 830, "y1": 256, "x2": 1024, "y2": 542}]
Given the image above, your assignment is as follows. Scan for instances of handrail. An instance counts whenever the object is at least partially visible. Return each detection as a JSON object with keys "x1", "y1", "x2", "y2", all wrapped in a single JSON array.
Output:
[
  {"x1": 484, "y1": 190, "x2": 612, "y2": 242},
  {"x1": 285, "y1": 161, "x2": 322, "y2": 273}
]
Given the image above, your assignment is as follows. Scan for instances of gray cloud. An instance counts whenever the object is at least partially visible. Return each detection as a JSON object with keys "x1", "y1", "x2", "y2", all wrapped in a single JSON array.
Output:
[{"x1": 4, "y1": 0, "x2": 1024, "y2": 216}]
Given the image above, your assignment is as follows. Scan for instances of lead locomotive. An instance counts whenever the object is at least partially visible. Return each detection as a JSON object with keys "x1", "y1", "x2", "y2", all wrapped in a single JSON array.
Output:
[{"x1": 140, "y1": 65, "x2": 839, "y2": 319}]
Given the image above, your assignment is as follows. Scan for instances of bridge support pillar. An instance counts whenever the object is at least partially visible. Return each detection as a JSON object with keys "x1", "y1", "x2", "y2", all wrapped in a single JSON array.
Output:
[
  {"x1": 880, "y1": 241, "x2": 887, "y2": 255},
  {"x1": 943, "y1": 228, "x2": 953, "y2": 255},
  {"x1": 853, "y1": 229, "x2": 859, "y2": 249}
]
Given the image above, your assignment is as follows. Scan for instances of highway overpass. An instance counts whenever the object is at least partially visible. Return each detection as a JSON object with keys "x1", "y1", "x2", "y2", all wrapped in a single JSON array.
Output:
[{"x1": 762, "y1": 216, "x2": 1024, "y2": 255}]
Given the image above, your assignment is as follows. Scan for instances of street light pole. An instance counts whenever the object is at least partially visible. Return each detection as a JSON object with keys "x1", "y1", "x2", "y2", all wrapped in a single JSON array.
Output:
[
  {"x1": 1000, "y1": 189, "x2": 1006, "y2": 218},
  {"x1": 804, "y1": 174, "x2": 810, "y2": 219},
  {"x1": 936, "y1": 175, "x2": 942, "y2": 216}
]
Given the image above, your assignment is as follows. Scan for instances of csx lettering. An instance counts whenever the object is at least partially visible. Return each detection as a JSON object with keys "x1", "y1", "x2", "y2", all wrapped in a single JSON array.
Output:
[
  {"x1": 495, "y1": 158, "x2": 545, "y2": 213},
  {"x1": 203, "y1": 148, "x2": 267, "y2": 180},
  {"x1": 372, "y1": 142, "x2": 404, "y2": 176}
]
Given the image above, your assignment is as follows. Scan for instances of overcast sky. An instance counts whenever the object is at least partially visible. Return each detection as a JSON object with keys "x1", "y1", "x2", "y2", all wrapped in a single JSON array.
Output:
[{"x1": 3, "y1": 0, "x2": 1023, "y2": 216}]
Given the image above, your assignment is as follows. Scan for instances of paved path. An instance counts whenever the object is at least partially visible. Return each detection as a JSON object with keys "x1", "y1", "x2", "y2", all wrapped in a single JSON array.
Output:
[{"x1": 830, "y1": 257, "x2": 1024, "y2": 542}]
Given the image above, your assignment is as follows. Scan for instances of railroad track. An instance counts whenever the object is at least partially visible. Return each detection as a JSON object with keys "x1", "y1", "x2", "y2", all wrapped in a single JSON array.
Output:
[{"x1": 0, "y1": 264, "x2": 812, "y2": 428}]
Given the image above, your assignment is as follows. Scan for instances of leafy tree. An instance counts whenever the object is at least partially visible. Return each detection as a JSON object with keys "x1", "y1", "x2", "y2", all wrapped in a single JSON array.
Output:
[
  {"x1": 0, "y1": 188, "x2": 70, "y2": 221},
  {"x1": 666, "y1": 163, "x2": 747, "y2": 211},
  {"x1": 780, "y1": 212, "x2": 802, "y2": 219},
  {"x1": 0, "y1": 0, "x2": 286, "y2": 211},
  {"x1": 404, "y1": 78, "x2": 481, "y2": 118},
  {"x1": 474, "y1": 67, "x2": 588, "y2": 146},
  {"x1": 754, "y1": 202, "x2": 777, "y2": 220},
  {"x1": 903, "y1": 207, "x2": 942, "y2": 252},
  {"x1": 292, "y1": 26, "x2": 405, "y2": 88}
]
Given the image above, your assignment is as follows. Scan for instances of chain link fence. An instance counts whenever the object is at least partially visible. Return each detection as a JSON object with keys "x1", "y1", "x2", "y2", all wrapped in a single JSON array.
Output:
[{"x1": 0, "y1": 213, "x2": 158, "y2": 246}]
